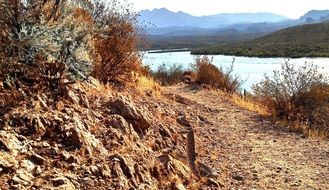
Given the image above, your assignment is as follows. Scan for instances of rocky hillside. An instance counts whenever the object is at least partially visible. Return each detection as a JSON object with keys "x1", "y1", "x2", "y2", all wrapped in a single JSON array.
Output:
[
  {"x1": 2, "y1": 81, "x2": 329, "y2": 189},
  {"x1": 0, "y1": 1, "x2": 221, "y2": 189},
  {"x1": 0, "y1": 80, "x2": 224, "y2": 189}
]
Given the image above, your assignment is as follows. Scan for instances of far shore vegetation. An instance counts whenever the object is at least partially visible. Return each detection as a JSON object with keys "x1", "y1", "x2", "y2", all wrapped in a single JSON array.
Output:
[{"x1": 191, "y1": 22, "x2": 329, "y2": 58}]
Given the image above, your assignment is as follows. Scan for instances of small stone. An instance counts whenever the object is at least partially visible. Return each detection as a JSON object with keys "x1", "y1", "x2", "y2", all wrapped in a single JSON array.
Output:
[
  {"x1": 51, "y1": 176, "x2": 75, "y2": 190},
  {"x1": 252, "y1": 174, "x2": 259, "y2": 180},
  {"x1": 52, "y1": 177, "x2": 66, "y2": 186},
  {"x1": 13, "y1": 176, "x2": 25, "y2": 185},
  {"x1": 173, "y1": 182, "x2": 186, "y2": 190},
  {"x1": 30, "y1": 154, "x2": 46, "y2": 165},
  {"x1": 33, "y1": 166, "x2": 42, "y2": 176},
  {"x1": 291, "y1": 181, "x2": 301, "y2": 186},
  {"x1": 206, "y1": 178, "x2": 223, "y2": 187},
  {"x1": 12, "y1": 172, "x2": 33, "y2": 186},
  {"x1": 90, "y1": 165, "x2": 101, "y2": 176},
  {"x1": 232, "y1": 174, "x2": 244, "y2": 181},
  {"x1": 69, "y1": 163, "x2": 78, "y2": 171},
  {"x1": 276, "y1": 166, "x2": 283, "y2": 173},
  {"x1": 60, "y1": 151, "x2": 76, "y2": 164}
]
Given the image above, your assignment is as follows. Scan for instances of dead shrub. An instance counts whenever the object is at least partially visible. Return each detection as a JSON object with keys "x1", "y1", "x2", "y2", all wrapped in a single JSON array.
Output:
[
  {"x1": 193, "y1": 56, "x2": 242, "y2": 93},
  {"x1": 152, "y1": 63, "x2": 185, "y2": 85},
  {"x1": 194, "y1": 56, "x2": 220, "y2": 87},
  {"x1": 89, "y1": 0, "x2": 143, "y2": 85},
  {"x1": 253, "y1": 60, "x2": 329, "y2": 136},
  {"x1": 296, "y1": 84, "x2": 329, "y2": 130}
]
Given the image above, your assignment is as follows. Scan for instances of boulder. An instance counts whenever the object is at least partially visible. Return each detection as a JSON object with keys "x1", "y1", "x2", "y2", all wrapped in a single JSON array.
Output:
[
  {"x1": 29, "y1": 153, "x2": 46, "y2": 165},
  {"x1": 105, "y1": 114, "x2": 139, "y2": 140},
  {"x1": 109, "y1": 96, "x2": 152, "y2": 133}
]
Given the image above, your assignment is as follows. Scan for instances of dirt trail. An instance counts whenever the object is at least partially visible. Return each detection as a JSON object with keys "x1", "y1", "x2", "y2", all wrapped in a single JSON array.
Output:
[{"x1": 163, "y1": 84, "x2": 329, "y2": 190}]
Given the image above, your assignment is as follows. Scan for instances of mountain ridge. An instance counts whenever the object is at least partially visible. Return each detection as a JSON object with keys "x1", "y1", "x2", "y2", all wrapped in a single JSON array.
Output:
[{"x1": 138, "y1": 8, "x2": 289, "y2": 28}]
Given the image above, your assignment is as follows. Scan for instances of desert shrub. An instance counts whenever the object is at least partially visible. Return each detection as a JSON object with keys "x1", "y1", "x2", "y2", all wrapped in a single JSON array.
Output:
[
  {"x1": 85, "y1": 0, "x2": 143, "y2": 85},
  {"x1": 293, "y1": 84, "x2": 329, "y2": 129},
  {"x1": 91, "y1": 20, "x2": 140, "y2": 84},
  {"x1": 0, "y1": 0, "x2": 143, "y2": 108},
  {"x1": 0, "y1": 0, "x2": 70, "y2": 107},
  {"x1": 194, "y1": 56, "x2": 221, "y2": 87},
  {"x1": 253, "y1": 60, "x2": 329, "y2": 134},
  {"x1": 193, "y1": 56, "x2": 242, "y2": 93},
  {"x1": 152, "y1": 63, "x2": 185, "y2": 85}
]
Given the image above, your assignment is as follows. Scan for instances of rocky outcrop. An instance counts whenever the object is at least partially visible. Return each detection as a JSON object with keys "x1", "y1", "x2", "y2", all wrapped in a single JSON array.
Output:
[
  {"x1": 0, "y1": 84, "x2": 222, "y2": 189},
  {"x1": 65, "y1": 114, "x2": 108, "y2": 157},
  {"x1": 109, "y1": 96, "x2": 153, "y2": 134},
  {"x1": 0, "y1": 132, "x2": 27, "y2": 171}
]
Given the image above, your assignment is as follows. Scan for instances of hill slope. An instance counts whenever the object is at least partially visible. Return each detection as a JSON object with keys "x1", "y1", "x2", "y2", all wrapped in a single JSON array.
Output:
[{"x1": 192, "y1": 22, "x2": 329, "y2": 57}]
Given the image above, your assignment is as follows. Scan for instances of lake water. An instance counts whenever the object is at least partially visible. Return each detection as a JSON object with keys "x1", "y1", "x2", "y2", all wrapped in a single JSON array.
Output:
[{"x1": 142, "y1": 51, "x2": 329, "y2": 91}]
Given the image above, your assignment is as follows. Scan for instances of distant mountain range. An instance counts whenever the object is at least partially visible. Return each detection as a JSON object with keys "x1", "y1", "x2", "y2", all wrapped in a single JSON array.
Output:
[
  {"x1": 300, "y1": 10, "x2": 329, "y2": 22},
  {"x1": 138, "y1": 8, "x2": 329, "y2": 37},
  {"x1": 138, "y1": 8, "x2": 288, "y2": 28}
]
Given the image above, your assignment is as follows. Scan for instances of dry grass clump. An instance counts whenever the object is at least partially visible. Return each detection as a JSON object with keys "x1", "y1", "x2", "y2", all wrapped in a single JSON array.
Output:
[
  {"x1": 136, "y1": 76, "x2": 161, "y2": 96},
  {"x1": 253, "y1": 60, "x2": 329, "y2": 137},
  {"x1": 232, "y1": 94, "x2": 270, "y2": 115},
  {"x1": 193, "y1": 56, "x2": 242, "y2": 93}
]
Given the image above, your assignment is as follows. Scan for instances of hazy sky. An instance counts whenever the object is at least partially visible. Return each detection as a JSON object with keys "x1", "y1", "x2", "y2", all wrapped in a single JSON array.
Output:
[{"x1": 128, "y1": 0, "x2": 329, "y2": 19}]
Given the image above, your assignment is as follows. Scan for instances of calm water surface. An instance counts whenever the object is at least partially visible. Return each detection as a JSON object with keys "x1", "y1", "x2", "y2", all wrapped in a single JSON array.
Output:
[{"x1": 142, "y1": 51, "x2": 329, "y2": 91}]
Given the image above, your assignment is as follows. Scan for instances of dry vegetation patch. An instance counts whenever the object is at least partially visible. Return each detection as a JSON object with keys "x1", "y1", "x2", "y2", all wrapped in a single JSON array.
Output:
[{"x1": 253, "y1": 60, "x2": 329, "y2": 138}]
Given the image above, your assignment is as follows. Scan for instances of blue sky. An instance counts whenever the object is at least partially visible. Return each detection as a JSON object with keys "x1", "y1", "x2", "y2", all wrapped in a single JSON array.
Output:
[{"x1": 127, "y1": 0, "x2": 329, "y2": 19}]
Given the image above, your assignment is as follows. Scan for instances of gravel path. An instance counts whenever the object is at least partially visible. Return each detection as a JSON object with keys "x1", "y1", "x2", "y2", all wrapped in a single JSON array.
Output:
[{"x1": 164, "y1": 84, "x2": 329, "y2": 190}]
